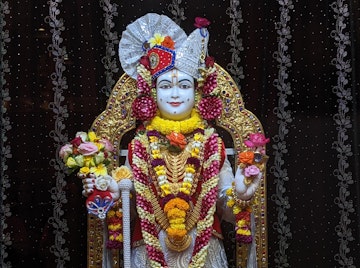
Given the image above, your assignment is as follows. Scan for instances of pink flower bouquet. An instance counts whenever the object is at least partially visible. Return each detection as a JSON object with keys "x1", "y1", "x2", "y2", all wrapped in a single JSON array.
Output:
[{"x1": 59, "y1": 131, "x2": 115, "y2": 219}]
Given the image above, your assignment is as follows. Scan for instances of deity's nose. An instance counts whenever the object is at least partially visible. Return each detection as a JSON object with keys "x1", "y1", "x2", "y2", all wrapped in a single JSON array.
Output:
[{"x1": 171, "y1": 86, "x2": 179, "y2": 99}]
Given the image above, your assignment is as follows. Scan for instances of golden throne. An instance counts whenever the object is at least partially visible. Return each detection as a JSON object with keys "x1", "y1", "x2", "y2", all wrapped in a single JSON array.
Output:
[{"x1": 88, "y1": 64, "x2": 268, "y2": 268}]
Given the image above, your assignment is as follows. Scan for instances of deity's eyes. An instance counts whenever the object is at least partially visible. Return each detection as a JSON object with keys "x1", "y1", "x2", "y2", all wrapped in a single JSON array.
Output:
[
  {"x1": 157, "y1": 79, "x2": 193, "y2": 90},
  {"x1": 178, "y1": 80, "x2": 193, "y2": 89},
  {"x1": 157, "y1": 80, "x2": 172, "y2": 89}
]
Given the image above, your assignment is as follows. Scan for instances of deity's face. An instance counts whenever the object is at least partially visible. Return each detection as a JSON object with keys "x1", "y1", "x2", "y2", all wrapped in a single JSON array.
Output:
[{"x1": 156, "y1": 69, "x2": 195, "y2": 121}]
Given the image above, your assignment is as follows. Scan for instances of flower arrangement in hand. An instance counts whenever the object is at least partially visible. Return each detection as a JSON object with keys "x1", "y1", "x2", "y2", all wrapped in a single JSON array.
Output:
[
  {"x1": 226, "y1": 132, "x2": 269, "y2": 244},
  {"x1": 59, "y1": 131, "x2": 115, "y2": 219},
  {"x1": 59, "y1": 131, "x2": 113, "y2": 176}
]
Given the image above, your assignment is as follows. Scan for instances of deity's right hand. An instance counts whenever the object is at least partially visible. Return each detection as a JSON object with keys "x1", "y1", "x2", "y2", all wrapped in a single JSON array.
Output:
[
  {"x1": 80, "y1": 173, "x2": 120, "y2": 201},
  {"x1": 78, "y1": 173, "x2": 95, "y2": 197}
]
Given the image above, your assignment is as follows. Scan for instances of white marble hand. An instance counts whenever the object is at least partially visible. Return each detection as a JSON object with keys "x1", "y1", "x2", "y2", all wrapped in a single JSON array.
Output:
[
  {"x1": 79, "y1": 173, "x2": 120, "y2": 201},
  {"x1": 234, "y1": 166, "x2": 262, "y2": 201}
]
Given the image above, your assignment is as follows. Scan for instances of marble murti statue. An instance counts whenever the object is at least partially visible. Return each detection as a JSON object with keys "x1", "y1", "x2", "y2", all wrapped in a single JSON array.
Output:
[{"x1": 84, "y1": 13, "x2": 269, "y2": 268}]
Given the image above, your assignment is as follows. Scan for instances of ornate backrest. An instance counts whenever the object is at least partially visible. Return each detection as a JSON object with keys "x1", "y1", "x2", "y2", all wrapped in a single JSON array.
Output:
[{"x1": 88, "y1": 64, "x2": 268, "y2": 268}]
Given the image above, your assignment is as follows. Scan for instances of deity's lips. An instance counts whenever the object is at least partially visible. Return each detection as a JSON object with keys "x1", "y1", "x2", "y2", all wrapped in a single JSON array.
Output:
[{"x1": 168, "y1": 102, "x2": 183, "y2": 107}]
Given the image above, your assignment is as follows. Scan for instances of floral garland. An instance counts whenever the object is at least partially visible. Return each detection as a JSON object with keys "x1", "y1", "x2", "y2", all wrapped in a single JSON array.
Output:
[
  {"x1": 147, "y1": 109, "x2": 204, "y2": 135},
  {"x1": 197, "y1": 57, "x2": 223, "y2": 120},
  {"x1": 226, "y1": 133, "x2": 269, "y2": 244},
  {"x1": 131, "y1": 122, "x2": 222, "y2": 268},
  {"x1": 106, "y1": 166, "x2": 133, "y2": 249},
  {"x1": 106, "y1": 205, "x2": 123, "y2": 248}
]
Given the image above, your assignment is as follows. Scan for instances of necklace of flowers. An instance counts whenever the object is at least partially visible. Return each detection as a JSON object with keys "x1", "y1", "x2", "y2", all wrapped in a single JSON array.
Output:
[
  {"x1": 131, "y1": 126, "x2": 222, "y2": 268},
  {"x1": 147, "y1": 109, "x2": 204, "y2": 135}
]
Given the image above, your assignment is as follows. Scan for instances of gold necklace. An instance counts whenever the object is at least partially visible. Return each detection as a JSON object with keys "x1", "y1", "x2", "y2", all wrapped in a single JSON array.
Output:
[{"x1": 162, "y1": 149, "x2": 189, "y2": 183}]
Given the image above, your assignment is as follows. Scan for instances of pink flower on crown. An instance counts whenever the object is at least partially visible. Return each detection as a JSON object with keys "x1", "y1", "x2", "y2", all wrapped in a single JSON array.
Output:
[{"x1": 194, "y1": 17, "x2": 210, "y2": 28}]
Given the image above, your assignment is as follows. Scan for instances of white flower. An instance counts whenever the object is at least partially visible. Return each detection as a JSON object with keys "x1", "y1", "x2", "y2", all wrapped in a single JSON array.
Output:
[
  {"x1": 150, "y1": 143, "x2": 159, "y2": 150},
  {"x1": 158, "y1": 175, "x2": 167, "y2": 185},
  {"x1": 184, "y1": 174, "x2": 194, "y2": 182},
  {"x1": 95, "y1": 175, "x2": 112, "y2": 191},
  {"x1": 193, "y1": 141, "x2": 202, "y2": 148},
  {"x1": 75, "y1": 131, "x2": 88, "y2": 142}
]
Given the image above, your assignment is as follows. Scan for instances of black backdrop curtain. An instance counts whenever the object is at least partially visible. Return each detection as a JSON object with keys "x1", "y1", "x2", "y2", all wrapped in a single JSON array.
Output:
[{"x1": 1, "y1": 0, "x2": 360, "y2": 267}]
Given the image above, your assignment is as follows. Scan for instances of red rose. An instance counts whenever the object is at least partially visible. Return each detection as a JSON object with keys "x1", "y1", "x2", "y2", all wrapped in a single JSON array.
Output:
[
  {"x1": 70, "y1": 136, "x2": 82, "y2": 147},
  {"x1": 194, "y1": 17, "x2": 210, "y2": 28}
]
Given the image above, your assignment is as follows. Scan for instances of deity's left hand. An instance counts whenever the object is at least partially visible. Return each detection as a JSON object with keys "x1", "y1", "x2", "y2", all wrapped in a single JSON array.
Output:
[{"x1": 234, "y1": 167, "x2": 262, "y2": 201}]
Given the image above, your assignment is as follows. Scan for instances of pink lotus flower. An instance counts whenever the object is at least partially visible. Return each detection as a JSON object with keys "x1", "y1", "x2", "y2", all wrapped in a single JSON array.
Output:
[
  {"x1": 244, "y1": 133, "x2": 270, "y2": 148},
  {"x1": 244, "y1": 165, "x2": 260, "y2": 177},
  {"x1": 77, "y1": 141, "x2": 99, "y2": 156}
]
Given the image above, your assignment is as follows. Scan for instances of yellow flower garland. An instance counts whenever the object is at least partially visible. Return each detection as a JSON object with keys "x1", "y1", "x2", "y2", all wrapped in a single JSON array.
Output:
[{"x1": 147, "y1": 109, "x2": 204, "y2": 135}]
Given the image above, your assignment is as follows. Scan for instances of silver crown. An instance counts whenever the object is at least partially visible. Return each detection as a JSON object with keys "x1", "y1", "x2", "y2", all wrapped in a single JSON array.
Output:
[{"x1": 118, "y1": 13, "x2": 209, "y2": 79}]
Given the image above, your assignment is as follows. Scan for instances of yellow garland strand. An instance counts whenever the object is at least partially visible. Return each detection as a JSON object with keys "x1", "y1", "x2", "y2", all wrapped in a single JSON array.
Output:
[{"x1": 147, "y1": 109, "x2": 204, "y2": 135}]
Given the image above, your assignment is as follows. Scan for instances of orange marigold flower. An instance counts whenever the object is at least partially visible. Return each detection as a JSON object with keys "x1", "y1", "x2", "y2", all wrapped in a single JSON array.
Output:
[
  {"x1": 239, "y1": 151, "x2": 254, "y2": 165},
  {"x1": 164, "y1": 197, "x2": 190, "y2": 213},
  {"x1": 166, "y1": 132, "x2": 187, "y2": 150},
  {"x1": 167, "y1": 228, "x2": 187, "y2": 240},
  {"x1": 167, "y1": 208, "x2": 186, "y2": 219},
  {"x1": 161, "y1": 36, "x2": 175, "y2": 50}
]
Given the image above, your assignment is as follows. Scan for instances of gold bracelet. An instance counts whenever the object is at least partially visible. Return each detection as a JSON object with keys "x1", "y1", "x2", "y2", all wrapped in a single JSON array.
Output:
[{"x1": 231, "y1": 184, "x2": 253, "y2": 208}]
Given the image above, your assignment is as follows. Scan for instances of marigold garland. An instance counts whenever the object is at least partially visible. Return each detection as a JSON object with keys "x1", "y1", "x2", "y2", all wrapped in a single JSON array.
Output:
[
  {"x1": 226, "y1": 186, "x2": 253, "y2": 244},
  {"x1": 147, "y1": 109, "x2": 204, "y2": 135},
  {"x1": 106, "y1": 208, "x2": 124, "y2": 249}
]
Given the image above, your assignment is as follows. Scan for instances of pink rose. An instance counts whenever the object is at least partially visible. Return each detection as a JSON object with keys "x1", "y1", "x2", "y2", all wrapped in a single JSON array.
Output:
[
  {"x1": 77, "y1": 142, "x2": 99, "y2": 156},
  {"x1": 99, "y1": 138, "x2": 114, "y2": 152},
  {"x1": 194, "y1": 17, "x2": 211, "y2": 28},
  {"x1": 244, "y1": 165, "x2": 260, "y2": 177},
  {"x1": 244, "y1": 133, "x2": 270, "y2": 147},
  {"x1": 59, "y1": 144, "x2": 73, "y2": 159}
]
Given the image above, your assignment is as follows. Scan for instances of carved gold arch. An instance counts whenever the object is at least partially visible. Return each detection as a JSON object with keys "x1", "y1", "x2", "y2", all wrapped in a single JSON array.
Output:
[{"x1": 88, "y1": 64, "x2": 268, "y2": 268}]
